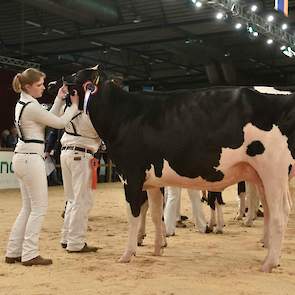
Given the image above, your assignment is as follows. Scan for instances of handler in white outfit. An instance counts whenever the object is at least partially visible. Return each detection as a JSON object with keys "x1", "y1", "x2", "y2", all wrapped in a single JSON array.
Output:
[
  {"x1": 164, "y1": 187, "x2": 208, "y2": 236},
  {"x1": 59, "y1": 108, "x2": 101, "y2": 252},
  {"x1": 5, "y1": 68, "x2": 79, "y2": 266}
]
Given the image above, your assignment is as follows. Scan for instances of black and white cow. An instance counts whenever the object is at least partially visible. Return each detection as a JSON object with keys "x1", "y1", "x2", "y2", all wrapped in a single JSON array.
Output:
[{"x1": 57, "y1": 66, "x2": 294, "y2": 272}]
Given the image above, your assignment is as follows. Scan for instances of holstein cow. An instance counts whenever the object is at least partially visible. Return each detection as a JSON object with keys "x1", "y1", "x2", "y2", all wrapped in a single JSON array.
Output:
[{"x1": 58, "y1": 66, "x2": 293, "y2": 272}]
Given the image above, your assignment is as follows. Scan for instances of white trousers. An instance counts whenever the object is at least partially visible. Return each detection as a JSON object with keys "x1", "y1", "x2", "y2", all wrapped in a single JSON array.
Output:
[
  {"x1": 164, "y1": 187, "x2": 207, "y2": 235},
  {"x1": 6, "y1": 154, "x2": 48, "y2": 262},
  {"x1": 60, "y1": 150, "x2": 93, "y2": 251}
]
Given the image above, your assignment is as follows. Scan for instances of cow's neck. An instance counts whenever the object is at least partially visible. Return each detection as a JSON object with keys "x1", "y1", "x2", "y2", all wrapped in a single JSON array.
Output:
[{"x1": 88, "y1": 81, "x2": 144, "y2": 147}]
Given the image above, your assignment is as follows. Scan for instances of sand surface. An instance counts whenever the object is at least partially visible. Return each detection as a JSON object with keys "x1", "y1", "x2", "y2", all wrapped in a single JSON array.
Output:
[{"x1": 1, "y1": 182, "x2": 295, "y2": 295}]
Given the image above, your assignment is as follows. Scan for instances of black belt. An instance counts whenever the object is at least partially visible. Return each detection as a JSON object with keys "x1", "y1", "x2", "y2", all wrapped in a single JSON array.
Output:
[{"x1": 61, "y1": 146, "x2": 94, "y2": 155}]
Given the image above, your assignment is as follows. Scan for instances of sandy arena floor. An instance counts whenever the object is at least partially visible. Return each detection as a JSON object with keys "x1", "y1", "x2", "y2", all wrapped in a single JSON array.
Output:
[{"x1": 1, "y1": 182, "x2": 295, "y2": 295}]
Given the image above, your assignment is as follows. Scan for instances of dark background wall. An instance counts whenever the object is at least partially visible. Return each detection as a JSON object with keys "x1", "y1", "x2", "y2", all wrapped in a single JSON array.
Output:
[{"x1": 0, "y1": 69, "x2": 18, "y2": 131}]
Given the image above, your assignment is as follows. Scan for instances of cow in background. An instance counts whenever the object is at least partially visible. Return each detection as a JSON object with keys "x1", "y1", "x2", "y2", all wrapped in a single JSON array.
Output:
[{"x1": 58, "y1": 66, "x2": 294, "y2": 273}]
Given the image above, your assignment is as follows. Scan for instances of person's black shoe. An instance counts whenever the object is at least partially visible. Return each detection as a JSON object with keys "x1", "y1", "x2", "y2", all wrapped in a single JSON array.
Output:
[
  {"x1": 180, "y1": 215, "x2": 188, "y2": 221},
  {"x1": 61, "y1": 243, "x2": 67, "y2": 249},
  {"x1": 67, "y1": 243, "x2": 98, "y2": 253}
]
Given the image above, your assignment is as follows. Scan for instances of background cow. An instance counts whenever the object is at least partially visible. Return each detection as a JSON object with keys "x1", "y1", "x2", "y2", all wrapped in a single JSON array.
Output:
[{"x1": 56, "y1": 66, "x2": 294, "y2": 273}]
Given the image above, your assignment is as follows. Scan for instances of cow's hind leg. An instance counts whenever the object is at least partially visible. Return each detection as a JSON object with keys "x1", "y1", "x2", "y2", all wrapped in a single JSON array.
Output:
[
  {"x1": 260, "y1": 177, "x2": 290, "y2": 272},
  {"x1": 147, "y1": 188, "x2": 165, "y2": 256},
  {"x1": 137, "y1": 195, "x2": 148, "y2": 246}
]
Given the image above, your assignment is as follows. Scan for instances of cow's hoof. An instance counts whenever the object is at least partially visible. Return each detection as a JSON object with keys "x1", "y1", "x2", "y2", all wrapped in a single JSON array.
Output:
[
  {"x1": 235, "y1": 213, "x2": 244, "y2": 220},
  {"x1": 205, "y1": 225, "x2": 213, "y2": 233},
  {"x1": 244, "y1": 220, "x2": 253, "y2": 227},
  {"x1": 261, "y1": 263, "x2": 275, "y2": 273},
  {"x1": 118, "y1": 251, "x2": 135, "y2": 263},
  {"x1": 215, "y1": 229, "x2": 223, "y2": 234},
  {"x1": 153, "y1": 246, "x2": 164, "y2": 256}
]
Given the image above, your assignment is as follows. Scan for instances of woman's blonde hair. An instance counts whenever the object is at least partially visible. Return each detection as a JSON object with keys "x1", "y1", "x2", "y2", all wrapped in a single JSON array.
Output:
[{"x1": 12, "y1": 68, "x2": 46, "y2": 93}]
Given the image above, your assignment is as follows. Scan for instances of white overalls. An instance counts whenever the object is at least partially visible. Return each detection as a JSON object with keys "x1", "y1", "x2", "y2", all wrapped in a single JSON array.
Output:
[
  {"x1": 164, "y1": 186, "x2": 207, "y2": 236},
  {"x1": 60, "y1": 111, "x2": 101, "y2": 251},
  {"x1": 6, "y1": 91, "x2": 78, "y2": 262}
]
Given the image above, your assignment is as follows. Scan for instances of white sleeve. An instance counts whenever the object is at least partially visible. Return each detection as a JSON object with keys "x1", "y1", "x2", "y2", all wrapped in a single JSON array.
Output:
[
  {"x1": 49, "y1": 96, "x2": 66, "y2": 116},
  {"x1": 29, "y1": 103, "x2": 79, "y2": 129}
]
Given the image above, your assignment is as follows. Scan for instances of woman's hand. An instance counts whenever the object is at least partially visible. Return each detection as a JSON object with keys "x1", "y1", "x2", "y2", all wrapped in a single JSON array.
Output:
[
  {"x1": 70, "y1": 89, "x2": 79, "y2": 107},
  {"x1": 57, "y1": 85, "x2": 69, "y2": 100}
]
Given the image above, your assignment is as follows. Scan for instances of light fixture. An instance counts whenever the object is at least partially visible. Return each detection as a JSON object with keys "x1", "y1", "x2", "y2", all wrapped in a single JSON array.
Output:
[
  {"x1": 280, "y1": 45, "x2": 287, "y2": 51},
  {"x1": 266, "y1": 39, "x2": 273, "y2": 45},
  {"x1": 281, "y1": 23, "x2": 288, "y2": 30},
  {"x1": 251, "y1": 5, "x2": 258, "y2": 12},
  {"x1": 216, "y1": 12, "x2": 224, "y2": 20},
  {"x1": 267, "y1": 15, "x2": 274, "y2": 22},
  {"x1": 25, "y1": 20, "x2": 41, "y2": 28},
  {"x1": 90, "y1": 41, "x2": 103, "y2": 46},
  {"x1": 110, "y1": 46, "x2": 121, "y2": 52},
  {"x1": 51, "y1": 28, "x2": 66, "y2": 35},
  {"x1": 235, "y1": 23, "x2": 242, "y2": 29}
]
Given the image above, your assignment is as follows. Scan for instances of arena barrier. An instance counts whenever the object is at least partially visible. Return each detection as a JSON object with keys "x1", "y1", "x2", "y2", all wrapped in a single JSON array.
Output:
[{"x1": 0, "y1": 149, "x2": 19, "y2": 189}]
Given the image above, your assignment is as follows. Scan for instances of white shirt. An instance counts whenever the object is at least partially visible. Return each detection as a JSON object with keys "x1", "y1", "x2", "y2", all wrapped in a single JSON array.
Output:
[
  {"x1": 14, "y1": 91, "x2": 78, "y2": 156},
  {"x1": 60, "y1": 111, "x2": 101, "y2": 153}
]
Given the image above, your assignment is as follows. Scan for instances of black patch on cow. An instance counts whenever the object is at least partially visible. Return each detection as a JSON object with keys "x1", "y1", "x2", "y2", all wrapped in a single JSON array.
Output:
[
  {"x1": 238, "y1": 181, "x2": 246, "y2": 194},
  {"x1": 288, "y1": 164, "x2": 292, "y2": 175},
  {"x1": 246, "y1": 141, "x2": 265, "y2": 157},
  {"x1": 208, "y1": 191, "x2": 224, "y2": 210},
  {"x1": 153, "y1": 159, "x2": 164, "y2": 178}
]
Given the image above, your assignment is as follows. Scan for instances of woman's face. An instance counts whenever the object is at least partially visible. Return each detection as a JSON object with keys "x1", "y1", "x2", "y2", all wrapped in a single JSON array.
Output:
[{"x1": 24, "y1": 77, "x2": 45, "y2": 98}]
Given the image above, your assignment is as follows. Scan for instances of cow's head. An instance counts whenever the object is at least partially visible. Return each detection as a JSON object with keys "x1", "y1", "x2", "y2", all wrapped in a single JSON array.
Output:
[{"x1": 48, "y1": 65, "x2": 107, "y2": 110}]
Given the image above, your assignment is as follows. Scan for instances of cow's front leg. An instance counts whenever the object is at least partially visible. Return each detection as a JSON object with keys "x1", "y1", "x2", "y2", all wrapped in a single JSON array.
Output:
[
  {"x1": 119, "y1": 182, "x2": 146, "y2": 263},
  {"x1": 119, "y1": 205, "x2": 140, "y2": 263},
  {"x1": 147, "y1": 188, "x2": 165, "y2": 256}
]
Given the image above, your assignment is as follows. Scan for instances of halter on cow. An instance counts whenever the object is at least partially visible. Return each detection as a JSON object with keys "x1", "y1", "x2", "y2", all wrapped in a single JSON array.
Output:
[{"x1": 54, "y1": 65, "x2": 295, "y2": 272}]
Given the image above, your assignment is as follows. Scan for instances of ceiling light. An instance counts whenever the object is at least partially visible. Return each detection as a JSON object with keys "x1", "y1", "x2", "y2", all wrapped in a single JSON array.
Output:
[
  {"x1": 216, "y1": 12, "x2": 224, "y2": 20},
  {"x1": 281, "y1": 23, "x2": 288, "y2": 30},
  {"x1": 110, "y1": 46, "x2": 121, "y2": 52},
  {"x1": 51, "y1": 29, "x2": 66, "y2": 35},
  {"x1": 90, "y1": 41, "x2": 103, "y2": 46},
  {"x1": 235, "y1": 23, "x2": 242, "y2": 29},
  {"x1": 267, "y1": 15, "x2": 274, "y2": 22},
  {"x1": 266, "y1": 39, "x2": 273, "y2": 45},
  {"x1": 195, "y1": 1, "x2": 202, "y2": 8},
  {"x1": 280, "y1": 45, "x2": 287, "y2": 51},
  {"x1": 251, "y1": 5, "x2": 258, "y2": 12},
  {"x1": 25, "y1": 20, "x2": 41, "y2": 28}
]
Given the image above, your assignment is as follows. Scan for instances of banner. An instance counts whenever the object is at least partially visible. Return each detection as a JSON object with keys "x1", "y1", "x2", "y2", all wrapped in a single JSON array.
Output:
[
  {"x1": 275, "y1": 0, "x2": 288, "y2": 16},
  {"x1": 0, "y1": 151, "x2": 19, "y2": 189}
]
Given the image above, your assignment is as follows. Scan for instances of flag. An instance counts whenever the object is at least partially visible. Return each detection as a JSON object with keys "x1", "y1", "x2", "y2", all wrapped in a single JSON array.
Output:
[{"x1": 275, "y1": 0, "x2": 288, "y2": 16}]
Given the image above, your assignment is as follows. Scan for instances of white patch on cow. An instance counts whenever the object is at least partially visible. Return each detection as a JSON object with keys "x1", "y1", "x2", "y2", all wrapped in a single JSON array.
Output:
[
  {"x1": 217, "y1": 123, "x2": 293, "y2": 176},
  {"x1": 90, "y1": 65, "x2": 99, "y2": 70},
  {"x1": 83, "y1": 89, "x2": 91, "y2": 113},
  {"x1": 118, "y1": 174, "x2": 128, "y2": 185},
  {"x1": 254, "y1": 86, "x2": 291, "y2": 95}
]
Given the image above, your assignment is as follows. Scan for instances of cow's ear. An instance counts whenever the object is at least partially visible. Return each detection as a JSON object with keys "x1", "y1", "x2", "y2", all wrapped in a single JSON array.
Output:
[{"x1": 92, "y1": 65, "x2": 99, "y2": 70}]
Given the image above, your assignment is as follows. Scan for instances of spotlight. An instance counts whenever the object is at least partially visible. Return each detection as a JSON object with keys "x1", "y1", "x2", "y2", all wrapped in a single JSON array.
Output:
[
  {"x1": 282, "y1": 23, "x2": 288, "y2": 30},
  {"x1": 251, "y1": 5, "x2": 258, "y2": 12},
  {"x1": 267, "y1": 15, "x2": 274, "y2": 22},
  {"x1": 216, "y1": 12, "x2": 225, "y2": 20},
  {"x1": 195, "y1": 1, "x2": 202, "y2": 8},
  {"x1": 266, "y1": 39, "x2": 273, "y2": 45},
  {"x1": 235, "y1": 23, "x2": 242, "y2": 30}
]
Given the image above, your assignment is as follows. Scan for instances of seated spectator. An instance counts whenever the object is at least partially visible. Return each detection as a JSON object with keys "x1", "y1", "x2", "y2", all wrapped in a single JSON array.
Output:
[
  {"x1": 6, "y1": 127, "x2": 18, "y2": 149},
  {"x1": 0, "y1": 129, "x2": 10, "y2": 147}
]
